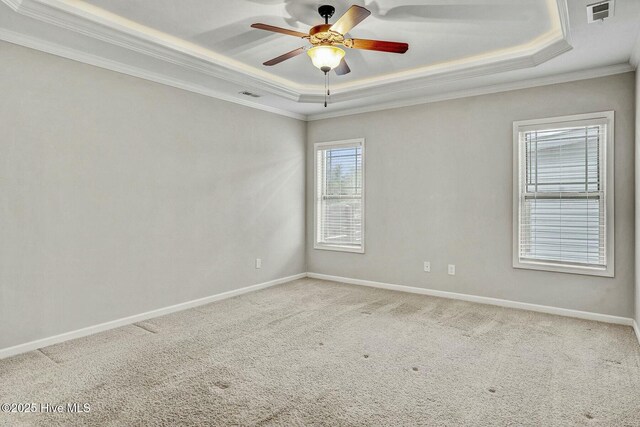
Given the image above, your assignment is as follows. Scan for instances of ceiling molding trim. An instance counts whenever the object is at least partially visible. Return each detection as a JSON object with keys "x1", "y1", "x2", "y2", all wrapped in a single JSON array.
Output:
[
  {"x1": 556, "y1": 0, "x2": 572, "y2": 46},
  {"x1": 0, "y1": 28, "x2": 306, "y2": 121},
  {"x1": 300, "y1": 38, "x2": 573, "y2": 104},
  {"x1": 630, "y1": 30, "x2": 640, "y2": 68},
  {"x1": 6, "y1": 0, "x2": 575, "y2": 103},
  {"x1": 326, "y1": 0, "x2": 573, "y2": 94},
  {"x1": 1, "y1": 0, "x2": 22, "y2": 11},
  {"x1": 530, "y1": 38, "x2": 572, "y2": 66},
  {"x1": 307, "y1": 63, "x2": 634, "y2": 121},
  {"x1": 10, "y1": 0, "x2": 304, "y2": 101}
]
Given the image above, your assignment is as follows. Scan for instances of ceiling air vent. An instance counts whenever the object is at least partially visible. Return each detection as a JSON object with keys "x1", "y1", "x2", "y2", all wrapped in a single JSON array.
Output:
[
  {"x1": 587, "y1": 1, "x2": 614, "y2": 23},
  {"x1": 239, "y1": 91, "x2": 261, "y2": 98}
]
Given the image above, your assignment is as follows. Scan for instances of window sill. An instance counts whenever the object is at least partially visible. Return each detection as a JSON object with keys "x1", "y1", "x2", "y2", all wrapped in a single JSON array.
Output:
[
  {"x1": 314, "y1": 243, "x2": 365, "y2": 254},
  {"x1": 513, "y1": 259, "x2": 614, "y2": 277}
]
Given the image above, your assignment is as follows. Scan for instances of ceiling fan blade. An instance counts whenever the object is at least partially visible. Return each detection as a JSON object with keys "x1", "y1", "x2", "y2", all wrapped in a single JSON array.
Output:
[
  {"x1": 250, "y1": 23, "x2": 308, "y2": 38},
  {"x1": 347, "y1": 39, "x2": 409, "y2": 54},
  {"x1": 263, "y1": 47, "x2": 306, "y2": 66},
  {"x1": 334, "y1": 58, "x2": 351, "y2": 76},
  {"x1": 330, "y1": 5, "x2": 371, "y2": 35}
]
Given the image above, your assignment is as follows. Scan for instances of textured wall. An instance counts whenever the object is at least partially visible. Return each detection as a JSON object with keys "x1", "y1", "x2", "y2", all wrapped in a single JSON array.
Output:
[
  {"x1": 307, "y1": 72, "x2": 636, "y2": 318},
  {"x1": 0, "y1": 41, "x2": 307, "y2": 349}
]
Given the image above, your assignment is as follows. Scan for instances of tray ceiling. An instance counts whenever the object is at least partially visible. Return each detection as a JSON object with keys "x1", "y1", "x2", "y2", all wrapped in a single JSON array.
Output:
[
  {"x1": 0, "y1": 0, "x2": 638, "y2": 119},
  {"x1": 79, "y1": 0, "x2": 559, "y2": 88}
]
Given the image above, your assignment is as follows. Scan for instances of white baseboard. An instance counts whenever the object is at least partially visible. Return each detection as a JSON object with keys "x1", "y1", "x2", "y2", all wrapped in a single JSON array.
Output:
[
  {"x1": 2, "y1": 272, "x2": 636, "y2": 360},
  {"x1": 307, "y1": 272, "x2": 635, "y2": 327},
  {"x1": 0, "y1": 273, "x2": 306, "y2": 360}
]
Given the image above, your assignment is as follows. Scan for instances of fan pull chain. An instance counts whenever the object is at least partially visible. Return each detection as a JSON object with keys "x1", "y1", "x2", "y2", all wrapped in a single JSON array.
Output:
[
  {"x1": 324, "y1": 71, "x2": 331, "y2": 108},
  {"x1": 324, "y1": 71, "x2": 328, "y2": 107}
]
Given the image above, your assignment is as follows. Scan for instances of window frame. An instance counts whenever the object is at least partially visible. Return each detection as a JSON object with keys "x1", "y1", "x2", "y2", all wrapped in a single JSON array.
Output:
[
  {"x1": 512, "y1": 111, "x2": 615, "y2": 277},
  {"x1": 314, "y1": 138, "x2": 366, "y2": 254}
]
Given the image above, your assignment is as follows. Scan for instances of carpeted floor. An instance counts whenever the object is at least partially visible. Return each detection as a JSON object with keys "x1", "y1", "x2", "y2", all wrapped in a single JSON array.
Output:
[{"x1": 1, "y1": 278, "x2": 639, "y2": 426}]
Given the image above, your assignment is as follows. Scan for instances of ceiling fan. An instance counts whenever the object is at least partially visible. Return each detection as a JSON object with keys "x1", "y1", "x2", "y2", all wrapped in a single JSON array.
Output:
[{"x1": 251, "y1": 5, "x2": 409, "y2": 76}]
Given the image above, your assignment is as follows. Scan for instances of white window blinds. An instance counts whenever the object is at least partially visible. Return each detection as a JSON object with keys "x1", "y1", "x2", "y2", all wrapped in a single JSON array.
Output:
[
  {"x1": 515, "y1": 114, "x2": 613, "y2": 274},
  {"x1": 315, "y1": 140, "x2": 364, "y2": 252}
]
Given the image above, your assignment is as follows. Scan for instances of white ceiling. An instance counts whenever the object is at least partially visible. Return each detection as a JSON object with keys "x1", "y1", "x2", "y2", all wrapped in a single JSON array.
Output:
[
  {"x1": 0, "y1": 0, "x2": 639, "y2": 119},
  {"x1": 80, "y1": 0, "x2": 554, "y2": 86}
]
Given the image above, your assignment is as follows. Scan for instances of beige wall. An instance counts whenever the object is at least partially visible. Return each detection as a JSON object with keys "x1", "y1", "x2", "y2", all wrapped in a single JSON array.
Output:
[
  {"x1": 307, "y1": 72, "x2": 636, "y2": 318},
  {"x1": 1, "y1": 39, "x2": 636, "y2": 352},
  {"x1": 0, "y1": 41, "x2": 307, "y2": 349}
]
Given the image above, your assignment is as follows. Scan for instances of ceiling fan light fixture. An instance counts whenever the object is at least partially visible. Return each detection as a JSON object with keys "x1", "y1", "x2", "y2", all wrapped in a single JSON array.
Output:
[{"x1": 307, "y1": 45, "x2": 345, "y2": 72}]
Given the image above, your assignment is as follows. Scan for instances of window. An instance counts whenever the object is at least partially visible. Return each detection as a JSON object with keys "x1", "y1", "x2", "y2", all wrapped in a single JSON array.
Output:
[
  {"x1": 513, "y1": 112, "x2": 614, "y2": 277},
  {"x1": 314, "y1": 139, "x2": 365, "y2": 253}
]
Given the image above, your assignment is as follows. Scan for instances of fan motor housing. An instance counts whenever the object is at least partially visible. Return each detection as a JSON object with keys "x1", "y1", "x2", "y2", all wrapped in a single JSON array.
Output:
[{"x1": 309, "y1": 24, "x2": 345, "y2": 46}]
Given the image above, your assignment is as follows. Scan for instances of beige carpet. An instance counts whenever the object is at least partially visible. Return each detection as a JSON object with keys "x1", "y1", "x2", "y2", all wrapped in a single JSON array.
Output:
[{"x1": 1, "y1": 278, "x2": 639, "y2": 426}]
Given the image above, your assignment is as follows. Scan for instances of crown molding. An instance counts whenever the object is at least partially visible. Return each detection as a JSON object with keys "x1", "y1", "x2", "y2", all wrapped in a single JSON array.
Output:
[
  {"x1": 630, "y1": 30, "x2": 640, "y2": 68},
  {"x1": 300, "y1": 0, "x2": 573, "y2": 103},
  {"x1": 555, "y1": 0, "x2": 572, "y2": 46},
  {"x1": 3, "y1": 0, "x2": 304, "y2": 101},
  {"x1": 300, "y1": 38, "x2": 572, "y2": 104},
  {"x1": 307, "y1": 63, "x2": 634, "y2": 121},
  {"x1": 1, "y1": 0, "x2": 20, "y2": 11},
  {"x1": 1, "y1": 0, "x2": 574, "y2": 104},
  {"x1": 0, "y1": 28, "x2": 307, "y2": 121},
  {"x1": 2, "y1": 23, "x2": 628, "y2": 124}
]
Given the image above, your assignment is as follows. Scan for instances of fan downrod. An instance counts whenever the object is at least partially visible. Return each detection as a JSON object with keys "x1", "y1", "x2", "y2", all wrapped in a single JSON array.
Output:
[{"x1": 318, "y1": 5, "x2": 335, "y2": 24}]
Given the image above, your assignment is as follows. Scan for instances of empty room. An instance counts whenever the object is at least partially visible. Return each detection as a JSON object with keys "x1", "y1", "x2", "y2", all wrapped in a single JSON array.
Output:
[{"x1": 1, "y1": 0, "x2": 639, "y2": 425}]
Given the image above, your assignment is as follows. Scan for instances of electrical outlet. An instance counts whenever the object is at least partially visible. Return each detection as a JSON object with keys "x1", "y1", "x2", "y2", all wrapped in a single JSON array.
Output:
[
  {"x1": 423, "y1": 261, "x2": 431, "y2": 272},
  {"x1": 448, "y1": 264, "x2": 456, "y2": 275},
  {"x1": 255, "y1": 258, "x2": 262, "y2": 269}
]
